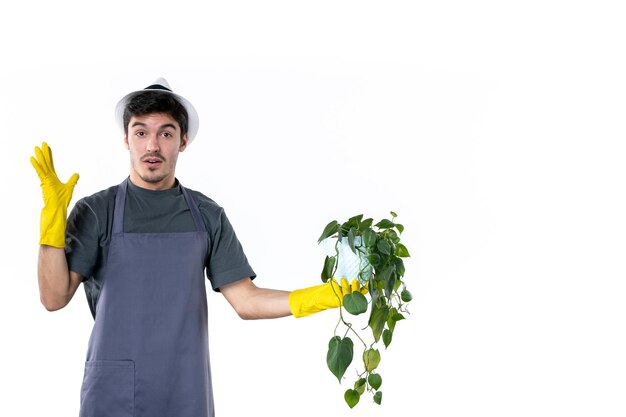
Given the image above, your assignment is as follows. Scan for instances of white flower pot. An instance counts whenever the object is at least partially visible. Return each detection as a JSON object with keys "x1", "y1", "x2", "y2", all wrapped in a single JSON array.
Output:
[{"x1": 321, "y1": 236, "x2": 372, "y2": 284}]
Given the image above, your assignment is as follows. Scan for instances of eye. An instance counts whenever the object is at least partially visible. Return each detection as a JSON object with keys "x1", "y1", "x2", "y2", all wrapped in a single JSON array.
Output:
[
  {"x1": 161, "y1": 131, "x2": 173, "y2": 138},
  {"x1": 135, "y1": 131, "x2": 145, "y2": 137}
]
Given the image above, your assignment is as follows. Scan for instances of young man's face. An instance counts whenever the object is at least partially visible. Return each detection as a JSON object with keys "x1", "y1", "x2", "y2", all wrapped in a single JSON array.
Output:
[{"x1": 124, "y1": 112, "x2": 188, "y2": 190}]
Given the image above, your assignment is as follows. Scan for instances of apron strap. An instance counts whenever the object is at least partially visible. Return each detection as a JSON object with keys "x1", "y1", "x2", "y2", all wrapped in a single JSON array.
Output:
[
  {"x1": 112, "y1": 178, "x2": 129, "y2": 234},
  {"x1": 181, "y1": 185, "x2": 207, "y2": 233}
]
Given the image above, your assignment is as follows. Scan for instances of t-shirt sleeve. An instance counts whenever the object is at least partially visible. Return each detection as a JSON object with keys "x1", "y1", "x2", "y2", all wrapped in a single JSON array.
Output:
[
  {"x1": 205, "y1": 208, "x2": 256, "y2": 291},
  {"x1": 65, "y1": 199, "x2": 101, "y2": 281}
]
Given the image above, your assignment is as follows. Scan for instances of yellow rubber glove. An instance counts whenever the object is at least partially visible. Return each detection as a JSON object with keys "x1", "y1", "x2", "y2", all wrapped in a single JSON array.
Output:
[
  {"x1": 30, "y1": 142, "x2": 79, "y2": 248},
  {"x1": 288, "y1": 278, "x2": 368, "y2": 318}
]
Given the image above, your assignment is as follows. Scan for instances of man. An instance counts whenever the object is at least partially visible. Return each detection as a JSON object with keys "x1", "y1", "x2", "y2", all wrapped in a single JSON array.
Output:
[{"x1": 31, "y1": 78, "x2": 366, "y2": 417}]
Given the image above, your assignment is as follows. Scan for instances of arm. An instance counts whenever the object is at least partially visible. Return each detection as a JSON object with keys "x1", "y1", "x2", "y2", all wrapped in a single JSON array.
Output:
[
  {"x1": 31, "y1": 142, "x2": 81, "y2": 311},
  {"x1": 219, "y1": 278, "x2": 291, "y2": 320},
  {"x1": 38, "y1": 246, "x2": 83, "y2": 311},
  {"x1": 219, "y1": 277, "x2": 367, "y2": 320}
]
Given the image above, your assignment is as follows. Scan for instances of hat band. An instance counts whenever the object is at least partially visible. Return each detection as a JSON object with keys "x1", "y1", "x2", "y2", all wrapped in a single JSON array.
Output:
[{"x1": 144, "y1": 84, "x2": 173, "y2": 92}]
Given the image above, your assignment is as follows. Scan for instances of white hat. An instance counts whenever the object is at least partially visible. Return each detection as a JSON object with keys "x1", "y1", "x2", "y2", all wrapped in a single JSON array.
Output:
[{"x1": 114, "y1": 77, "x2": 200, "y2": 144}]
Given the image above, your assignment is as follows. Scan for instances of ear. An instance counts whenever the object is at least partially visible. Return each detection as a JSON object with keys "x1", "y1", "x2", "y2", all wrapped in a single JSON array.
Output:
[
  {"x1": 123, "y1": 133, "x2": 130, "y2": 150},
  {"x1": 179, "y1": 134, "x2": 188, "y2": 152}
]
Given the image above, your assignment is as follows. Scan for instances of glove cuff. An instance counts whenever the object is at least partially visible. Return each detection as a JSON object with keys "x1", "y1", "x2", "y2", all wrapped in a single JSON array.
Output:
[
  {"x1": 288, "y1": 281, "x2": 342, "y2": 319},
  {"x1": 288, "y1": 288, "x2": 314, "y2": 318},
  {"x1": 39, "y1": 206, "x2": 67, "y2": 248}
]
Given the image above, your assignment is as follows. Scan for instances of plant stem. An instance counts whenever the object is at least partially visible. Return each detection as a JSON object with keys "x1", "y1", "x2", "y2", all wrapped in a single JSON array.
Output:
[{"x1": 340, "y1": 315, "x2": 368, "y2": 347}]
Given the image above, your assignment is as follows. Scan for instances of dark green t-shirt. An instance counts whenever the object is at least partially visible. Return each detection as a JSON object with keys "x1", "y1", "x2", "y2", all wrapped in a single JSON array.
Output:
[{"x1": 65, "y1": 178, "x2": 256, "y2": 318}]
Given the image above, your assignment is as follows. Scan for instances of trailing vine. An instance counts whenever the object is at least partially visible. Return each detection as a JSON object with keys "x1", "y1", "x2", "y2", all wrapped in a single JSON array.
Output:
[{"x1": 318, "y1": 212, "x2": 411, "y2": 408}]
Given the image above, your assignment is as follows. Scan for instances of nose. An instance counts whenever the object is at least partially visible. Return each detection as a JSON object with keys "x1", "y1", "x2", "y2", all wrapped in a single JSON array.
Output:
[{"x1": 146, "y1": 134, "x2": 160, "y2": 153}]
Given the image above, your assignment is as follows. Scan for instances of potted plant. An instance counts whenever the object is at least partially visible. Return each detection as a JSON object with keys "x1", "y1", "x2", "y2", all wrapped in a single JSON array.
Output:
[{"x1": 317, "y1": 212, "x2": 412, "y2": 408}]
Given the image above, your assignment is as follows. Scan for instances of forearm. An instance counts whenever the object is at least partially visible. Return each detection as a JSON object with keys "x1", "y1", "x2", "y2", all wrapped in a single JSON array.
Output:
[
  {"x1": 220, "y1": 278, "x2": 292, "y2": 320},
  {"x1": 37, "y1": 245, "x2": 82, "y2": 311},
  {"x1": 243, "y1": 287, "x2": 292, "y2": 319}
]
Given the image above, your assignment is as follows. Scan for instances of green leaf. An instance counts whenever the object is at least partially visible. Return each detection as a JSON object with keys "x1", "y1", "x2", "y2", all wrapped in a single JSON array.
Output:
[
  {"x1": 377, "y1": 239, "x2": 391, "y2": 255},
  {"x1": 369, "y1": 303, "x2": 390, "y2": 342},
  {"x1": 382, "y1": 329, "x2": 393, "y2": 347},
  {"x1": 393, "y1": 312, "x2": 406, "y2": 321},
  {"x1": 359, "y1": 218, "x2": 374, "y2": 232},
  {"x1": 354, "y1": 378, "x2": 367, "y2": 395},
  {"x1": 401, "y1": 289, "x2": 413, "y2": 302},
  {"x1": 373, "y1": 391, "x2": 383, "y2": 405},
  {"x1": 385, "y1": 267, "x2": 397, "y2": 298},
  {"x1": 366, "y1": 253, "x2": 381, "y2": 267},
  {"x1": 318, "y1": 220, "x2": 339, "y2": 243},
  {"x1": 390, "y1": 211, "x2": 398, "y2": 217},
  {"x1": 346, "y1": 214, "x2": 363, "y2": 228},
  {"x1": 377, "y1": 264, "x2": 391, "y2": 284},
  {"x1": 375, "y1": 219, "x2": 395, "y2": 229},
  {"x1": 344, "y1": 389, "x2": 360, "y2": 408},
  {"x1": 321, "y1": 255, "x2": 336, "y2": 283},
  {"x1": 395, "y1": 223, "x2": 404, "y2": 234},
  {"x1": 375, "y1": 279, "x2": 386, "y2": 293},
  {"x1": 363, "y1": 348, "x2": 381, "y2": 372},
  {"x1": 327, "y1": 336, "x2": 354, "y2": 382},
  {"x1": 368, "y1": 276, "x2": 379, "y2": 308},
  {"x1": 387, "y1": 310, "x2": 406, "y2": 332},
  {"x1": 393, "y1": 257, "x2": 405, "y2": 278},
  {"x1": 385, "y1": 229, "x2": 400, "y2": 244},
  {"x1": 368, "y1": 373, "x2": 382, "y2": 390},
  {"x1": 342, "y1": 215, "x2": 363, "y2": 236},
  {"x1": 375, "y1": 264, "x2": 397, "y2": 299},
  {"x1": 363, "y1": 229, "x2": 377, "y2": 247},
  {"x1": 343, "y1": 291, "x2": 368, "y2": 315},
  {"x1": 348, "y1": 227, "x2": 357, "y2": 254},
  {"x1": 387, "y1": 308, "x2": 397, "y2": 332},
  {"x1": 395, "y1": 243, "x2": 410, "y2": 257}
]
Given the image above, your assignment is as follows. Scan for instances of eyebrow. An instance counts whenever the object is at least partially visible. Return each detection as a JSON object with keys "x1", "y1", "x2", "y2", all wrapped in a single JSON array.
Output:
[{"x1": 130, "y1": 121, "x2": 178, "y2": 131}]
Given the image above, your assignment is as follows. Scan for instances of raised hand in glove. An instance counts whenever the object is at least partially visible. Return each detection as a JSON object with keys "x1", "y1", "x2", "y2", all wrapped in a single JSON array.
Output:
[
  {"x1": 30, "y1": 142, "x2": 79, "y2": 248},
  {"x1": 288, "y1": 278, "x2": 368, "y2": 318}
]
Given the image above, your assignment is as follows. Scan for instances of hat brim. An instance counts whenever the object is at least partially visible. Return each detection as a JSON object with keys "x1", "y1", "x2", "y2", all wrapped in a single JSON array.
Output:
[{"x1": 114, "y1": 88, "x2": 199, "y2": 145}]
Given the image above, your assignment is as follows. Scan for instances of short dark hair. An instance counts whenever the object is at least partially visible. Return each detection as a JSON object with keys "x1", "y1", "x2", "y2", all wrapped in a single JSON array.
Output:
[{"x1": 123, "y1": 91, "x2": 189, "y2": 138}]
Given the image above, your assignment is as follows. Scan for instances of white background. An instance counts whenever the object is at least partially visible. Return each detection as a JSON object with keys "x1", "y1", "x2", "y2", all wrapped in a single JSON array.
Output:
[{"x1": 1, "y1": 1, "x2": 625, "y2": 416}]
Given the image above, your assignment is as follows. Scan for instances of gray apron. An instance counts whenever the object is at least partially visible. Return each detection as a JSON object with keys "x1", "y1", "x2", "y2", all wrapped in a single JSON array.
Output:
[{"x1": 79, "y1": 178, "x2": 214, "y2": 417}]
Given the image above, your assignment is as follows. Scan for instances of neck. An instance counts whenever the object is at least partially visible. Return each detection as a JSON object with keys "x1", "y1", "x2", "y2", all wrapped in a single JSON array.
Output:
[{"x1": 128, "y1": 174, "x2": 176, "y2": 191}]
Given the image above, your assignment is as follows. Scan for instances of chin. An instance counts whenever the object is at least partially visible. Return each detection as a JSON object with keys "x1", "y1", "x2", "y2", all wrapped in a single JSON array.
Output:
[{"x1": 144, "y1": 176, "x2": 167, "y2": 184}]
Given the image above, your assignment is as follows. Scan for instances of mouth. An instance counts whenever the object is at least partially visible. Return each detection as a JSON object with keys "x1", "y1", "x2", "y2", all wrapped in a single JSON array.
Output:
[{"x1": 141, "y1": 156, "x2": 164, "y2": 168}]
